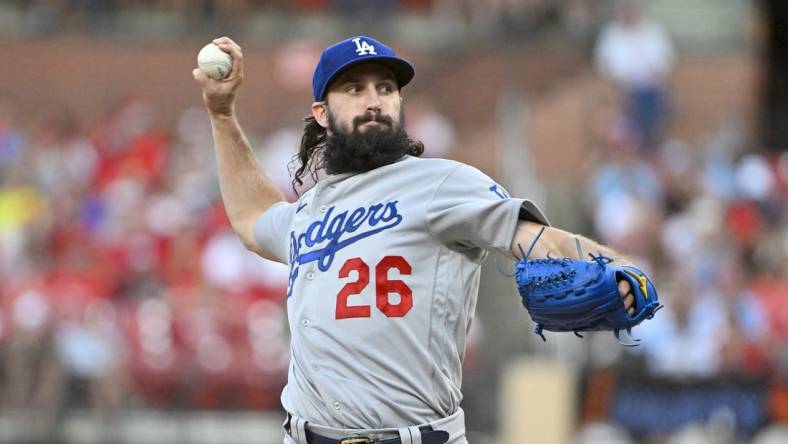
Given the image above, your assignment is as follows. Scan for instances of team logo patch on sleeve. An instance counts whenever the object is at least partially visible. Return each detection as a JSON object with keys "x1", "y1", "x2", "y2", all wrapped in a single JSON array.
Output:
[{"x1": 489, "y1": 184, "x2": 510, "y2": 200}]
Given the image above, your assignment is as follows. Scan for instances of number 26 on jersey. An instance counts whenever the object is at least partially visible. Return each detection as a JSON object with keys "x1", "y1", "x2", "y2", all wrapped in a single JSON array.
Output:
[{"x1": 336, "y1": 256, "x2": 413, "y2": 319}]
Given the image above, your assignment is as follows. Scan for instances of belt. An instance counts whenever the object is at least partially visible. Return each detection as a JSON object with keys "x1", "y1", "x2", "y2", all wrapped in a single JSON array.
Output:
[
  {"x1": 305, "y1": 427, "x2": 449, "y2": 444},
  {"x1": 285, "y1": 415, "x2": 450, "y2": 444}
]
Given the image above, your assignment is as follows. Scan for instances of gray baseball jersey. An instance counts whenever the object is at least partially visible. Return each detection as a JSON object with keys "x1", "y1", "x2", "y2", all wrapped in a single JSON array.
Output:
[{"x1": 254, "y1": 155, "x2": 547, "y2": 429}]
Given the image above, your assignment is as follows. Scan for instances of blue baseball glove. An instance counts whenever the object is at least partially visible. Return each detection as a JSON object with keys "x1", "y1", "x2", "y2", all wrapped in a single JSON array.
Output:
[{"x1": 514, "y1": 228, "x2": 662, "y2": 346}]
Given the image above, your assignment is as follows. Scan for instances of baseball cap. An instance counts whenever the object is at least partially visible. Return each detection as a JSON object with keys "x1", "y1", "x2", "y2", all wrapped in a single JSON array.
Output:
[{"x1": 312, "y1": 35, "x2": 415, "y2": 101}]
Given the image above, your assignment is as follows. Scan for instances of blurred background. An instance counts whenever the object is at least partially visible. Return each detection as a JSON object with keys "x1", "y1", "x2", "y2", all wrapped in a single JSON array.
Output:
[{"x1": 0, "y1": 0, "x2": 786, "y2": 443}]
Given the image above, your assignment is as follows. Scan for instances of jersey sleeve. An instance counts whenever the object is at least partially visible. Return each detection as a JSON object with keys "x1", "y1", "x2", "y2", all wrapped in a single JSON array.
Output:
[
  {"x1": 253, "y1": 201, "x2": 296, "y2": 264},
  {"x1": 426, "y1": 164, "x2": 549, "y2": 258}
]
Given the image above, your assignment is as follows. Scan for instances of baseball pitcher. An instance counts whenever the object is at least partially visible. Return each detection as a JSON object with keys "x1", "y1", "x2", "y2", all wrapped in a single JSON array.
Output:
[{"x1": 193, "y1": 35, "x2": 659, "y2": 444}]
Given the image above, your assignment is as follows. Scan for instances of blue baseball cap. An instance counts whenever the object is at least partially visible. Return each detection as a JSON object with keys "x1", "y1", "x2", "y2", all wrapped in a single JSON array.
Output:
[{"x1": 312, "y1": 35, "x2": 415, "y2": 101}]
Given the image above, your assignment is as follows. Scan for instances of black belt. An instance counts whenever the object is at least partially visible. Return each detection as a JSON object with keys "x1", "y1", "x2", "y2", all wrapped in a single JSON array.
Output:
[{"x1": 285, "y1": 415, "x2": 449, "y2": 444}]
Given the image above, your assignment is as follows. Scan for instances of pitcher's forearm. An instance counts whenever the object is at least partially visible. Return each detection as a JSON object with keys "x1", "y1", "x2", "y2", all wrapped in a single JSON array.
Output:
[
  {"x1": 558, "y1": 231, "x2": 632, "y2": 263},
  {"x1": 511, "y1": 221, "x2": 632, "y2": 263},
  {"x1": 210, "y1": 113, "x2": 285, "y2": 246}
]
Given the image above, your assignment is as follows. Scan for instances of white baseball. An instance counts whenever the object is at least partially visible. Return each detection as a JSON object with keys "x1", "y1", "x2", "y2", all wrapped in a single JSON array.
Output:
[{"x1": 197, "y1": 43, "x2": 233, "y2": 80}]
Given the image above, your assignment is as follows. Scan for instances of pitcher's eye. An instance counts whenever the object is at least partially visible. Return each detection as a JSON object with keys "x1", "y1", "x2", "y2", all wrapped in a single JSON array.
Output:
[{"x1": 378, "y1": 83, "x2": 395, "y2": 94}]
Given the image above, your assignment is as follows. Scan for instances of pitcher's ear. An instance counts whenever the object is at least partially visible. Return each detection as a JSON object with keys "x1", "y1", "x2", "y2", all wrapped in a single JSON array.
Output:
[{"x1": 312, "y1": 102, "x2": 328, "y2": 128}]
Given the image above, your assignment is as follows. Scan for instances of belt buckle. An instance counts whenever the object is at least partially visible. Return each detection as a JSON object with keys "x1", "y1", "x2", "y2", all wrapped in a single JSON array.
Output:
[{"x1": 339, "y1": 438, "x2": 372, "y2": 444}]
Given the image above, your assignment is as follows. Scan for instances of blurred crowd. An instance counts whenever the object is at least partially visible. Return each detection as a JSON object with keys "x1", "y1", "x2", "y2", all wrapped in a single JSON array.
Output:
[
  {"x1": 590, "y1": 117, "x2": 788, "y2": 379},
  {"x1": 577, "y1": 6, "x2": 788, "y2": 442},
  {"x1": 588, "y1": 1, "x2": 788, "y2": 382},
  {"x1": 582, "y1": 96, "x2": 788, "y2": 440},
  {"x1": 0, "y1": 95, "x2": 294, "y2": 422}
]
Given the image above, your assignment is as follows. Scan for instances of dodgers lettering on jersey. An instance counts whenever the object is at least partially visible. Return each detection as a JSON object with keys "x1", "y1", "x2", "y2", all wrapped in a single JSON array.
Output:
[
  {"x1": 253, "y1": 156, "x2": 548, "y2": 429},
  {"x1": 287, "y1": 201, "x2": 403, "y2": 297}
]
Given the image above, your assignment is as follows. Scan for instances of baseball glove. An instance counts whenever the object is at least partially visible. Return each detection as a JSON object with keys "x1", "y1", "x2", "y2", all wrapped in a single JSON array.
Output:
[{"x1": 514, "y1": 227, "x2": 662, "y2": 346}]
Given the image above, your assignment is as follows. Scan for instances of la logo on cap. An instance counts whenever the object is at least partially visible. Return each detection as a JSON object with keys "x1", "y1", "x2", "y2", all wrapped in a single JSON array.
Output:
[{"x1": 352, "y1": 37, "x2": 377, "y2": 56}]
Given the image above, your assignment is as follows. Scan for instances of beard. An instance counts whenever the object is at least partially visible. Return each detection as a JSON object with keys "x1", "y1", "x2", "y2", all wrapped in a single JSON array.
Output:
[{"x1": 322, "y1": 107, "x2": 412, "y2": 175}]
